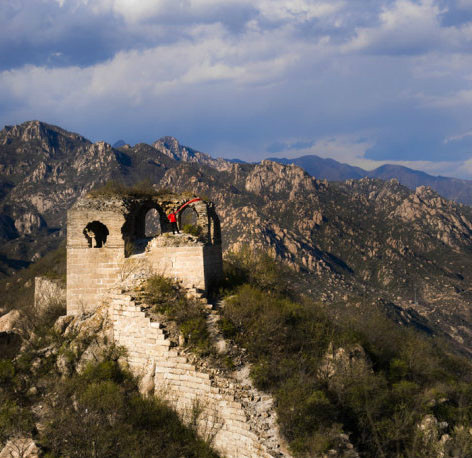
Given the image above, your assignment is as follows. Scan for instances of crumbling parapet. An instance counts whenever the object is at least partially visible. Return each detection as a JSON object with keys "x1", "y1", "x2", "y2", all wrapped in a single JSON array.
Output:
[{"x1": 66, "y1": 192, "x2": 223, "y2": 315}]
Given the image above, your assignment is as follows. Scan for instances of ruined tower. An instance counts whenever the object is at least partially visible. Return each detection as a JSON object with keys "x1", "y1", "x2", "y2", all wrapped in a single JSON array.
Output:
[{"x1": 66, "y1": 192, "x2": 222, "y2": 315}]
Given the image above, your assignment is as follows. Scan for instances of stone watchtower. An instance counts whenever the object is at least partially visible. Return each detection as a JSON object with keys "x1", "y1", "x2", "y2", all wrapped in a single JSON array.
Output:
[{"x1": 66, "y1": 192, "x2": 222, "y2": 315}]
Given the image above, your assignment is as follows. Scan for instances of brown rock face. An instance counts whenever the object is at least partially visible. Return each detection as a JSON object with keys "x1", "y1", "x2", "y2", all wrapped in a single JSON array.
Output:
[
  {"x1": 13, "y1": 211, "x2": 46, "y2": 236},
  {"x1": 393, "y1": 185, "x2": 472, "y2": 249},
  {"x1": 152, "y1": 136, "x2": 232, "y2": 172},
  {"x1": 0, "y1": 438, "x2": 39, "y2": 458},
  {"x1": 0, "y1": 309, "x2": 21, "y2": 332}
]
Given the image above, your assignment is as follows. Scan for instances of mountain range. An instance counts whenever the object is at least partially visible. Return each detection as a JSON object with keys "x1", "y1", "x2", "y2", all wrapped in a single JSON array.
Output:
[
  {"x1": 113, "y1": 135, "x2": 472, "y2": 206},
  {"x1": 3, "y1": 121, "x2": 472, "y2": 357},
  {"x1": 268, "y1": 155, "x2": 472, "y2": 206}
]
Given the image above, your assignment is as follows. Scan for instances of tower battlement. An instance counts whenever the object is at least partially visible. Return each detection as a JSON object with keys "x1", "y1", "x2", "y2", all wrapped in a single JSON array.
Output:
[{"x1": 66, "y1": 192, "x2": 222, "y2": 315}]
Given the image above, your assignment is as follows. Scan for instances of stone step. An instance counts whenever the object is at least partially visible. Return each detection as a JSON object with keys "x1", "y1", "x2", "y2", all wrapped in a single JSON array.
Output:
[
  {"x1": 150, "y1": 322, "x2": 163, "y2": 329},
  {"x1": 109, "y1": 294, "x2": 133, "y2": 302}
]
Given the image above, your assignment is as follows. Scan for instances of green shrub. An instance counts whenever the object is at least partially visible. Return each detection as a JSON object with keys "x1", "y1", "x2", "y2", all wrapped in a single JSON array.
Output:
[
  {"x1": 0, "y1": 400, "x2": 34, "y2": 445},
  {"x1": 222, "y1": 248, "x2": 296, "y2": 296},
  {"x1": 40, "y1": 360, "x2": 219, "y2": 458},
  {"x1": 219, "y1": 252, "x2": 472, "y2": 458},
  {"x1": 180, "y1": 317, "x2": 211, "y2": 353},
  {"x1": 218, "y1": 317, "x2": 237, "y2": 339},
  {"x1": 144, "y1": 275, "x2": 211, "y2": 355},
  {"x1": 89, "y1": 180, "x2": 171, "y2": 199},
  {"x1": 0, "y1": 359, "x2": 15, "y2": 384},
  {"x1": 182, "y1": 224, "x2": 203, "y2": 237},
  {"x1": 82, "y1": 360, "x2": 127, "y2": 384},
  {"x1": 145, "y1": 275, "x2": 178, "y2": 310}
]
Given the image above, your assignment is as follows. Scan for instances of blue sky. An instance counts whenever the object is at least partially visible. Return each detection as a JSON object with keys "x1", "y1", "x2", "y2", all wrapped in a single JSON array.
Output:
[{"x1": 2, "y1": 0, "x2": 472, "y2": 178}]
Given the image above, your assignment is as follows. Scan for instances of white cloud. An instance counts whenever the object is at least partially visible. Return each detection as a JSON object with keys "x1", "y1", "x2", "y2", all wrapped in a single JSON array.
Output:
[
  {"x1": 0, "y1": 21, "x2": 302, "y2": 115},
  {"x1": 345, "y1": 0, "x2": 442, "y2": 54},
  {"x1": 51, "y1": 0, "x2": 343, "y2": 25},
  {"x1": 256, "y1": 0, "x2": 343, "y2": 22},
  {"x1": 61, "y1": 0, "x2": 248, "y2": 23},
  {"x1": 444, "y1": 128, "x2": 472, "y2": 143},
  {"x1": 418, "y1": 88, "x2": 472, "y2": 107},
  {"x1": 110, "y1": 0, "x2": 183, "y2": 22}
]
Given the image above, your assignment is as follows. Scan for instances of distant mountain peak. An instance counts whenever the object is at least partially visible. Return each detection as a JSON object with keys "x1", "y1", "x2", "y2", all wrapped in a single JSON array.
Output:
[
  {"x1": 1, "y1": 120, "x2": 89, "y2": 146},
  {"x1": 159, "y1": 135, "x2": 180, "y2": 146},
  {"x1": 152, "y1": 136, "x2": 182, "y2": 160},
  {"x1": 113, "y1": 140, "x2": 127, "y2": 148}
]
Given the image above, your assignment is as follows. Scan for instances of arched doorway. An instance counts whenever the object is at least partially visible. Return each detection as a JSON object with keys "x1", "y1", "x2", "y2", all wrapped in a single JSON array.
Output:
[
  {"x1": 179, "y1": 206, "x2": 198, "y2": 230},
  {"x1": 121, "y1": 201, "x2": 167, "y2": 256}
]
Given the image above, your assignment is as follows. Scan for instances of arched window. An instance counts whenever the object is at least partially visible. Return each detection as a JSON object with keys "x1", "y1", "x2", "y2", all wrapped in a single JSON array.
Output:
[
  {"x1": 83, "y1": 221, "x2": 109, "y2": 248},
  {"x1": 179, "y1": 206, "x2": 198, "y2": 229},
  {"x1": 121, "y1": 201, "x2": 167, "y2": 257},
  {"x1": 145, "y1": 208, "x2": 161, "y2": 237}
]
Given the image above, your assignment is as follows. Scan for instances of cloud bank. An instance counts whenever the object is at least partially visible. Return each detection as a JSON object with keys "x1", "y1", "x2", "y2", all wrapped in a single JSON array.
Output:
[{"x1": 1, "y1": 0, "x2": 472, "y2": 177}]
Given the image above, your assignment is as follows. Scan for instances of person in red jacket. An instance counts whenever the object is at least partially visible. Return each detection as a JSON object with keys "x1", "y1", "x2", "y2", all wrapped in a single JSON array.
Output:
[{"x1": 168, "y1": 210, "x2": 180, "y2": 234}]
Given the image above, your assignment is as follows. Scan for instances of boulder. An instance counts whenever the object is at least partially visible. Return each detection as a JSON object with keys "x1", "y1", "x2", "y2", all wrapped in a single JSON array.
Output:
[
  {"x1": 56, "y1": 353, "x2": 72, "y2": 377},
  {"x1": 0, "y1": 310, "x2": 21, "y2": 332},
  {"x1": 76, "y1": 340, "x2": 105, "y2": 373},
  {"x1": 318, "y1": 343, "x2": 371, "y2": 391},
  {"x1": 54, "y1": 315, "x2": 74, "y2": 334}
]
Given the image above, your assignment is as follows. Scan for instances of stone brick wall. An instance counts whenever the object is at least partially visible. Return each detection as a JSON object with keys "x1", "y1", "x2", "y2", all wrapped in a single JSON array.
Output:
[
  {"x1": 67, "y1": 247, "x2": 124, "y2": 315},
  {"x1": 145, "y1": 244, "x2": 222, "y2": 292},
  {"x1": 110, "y1": 294, "x2": 290, "y2": 458},
  {"x1": 67, "y1": 204, "x2": 127, "y2": 314},
  {"x1": 67, "y1": 207, "x2": 126, "y2": 249}
]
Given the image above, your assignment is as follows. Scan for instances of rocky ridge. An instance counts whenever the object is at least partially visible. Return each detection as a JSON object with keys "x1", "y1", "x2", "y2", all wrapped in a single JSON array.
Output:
[
  {"x1": 152, "y1": 136, "x2": 232, "y2": 172},
  {"x1": 160, "y1": 163, "x2": 472, "y2": 354},
  {"x1": 270, "y1": 155, "x2": 472, "y2": 206}
]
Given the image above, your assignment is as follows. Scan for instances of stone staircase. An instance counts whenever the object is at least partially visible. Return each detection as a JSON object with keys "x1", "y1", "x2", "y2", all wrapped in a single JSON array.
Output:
[{"x1": 108, "y1": 291, "x2": 292, "y2": 458}]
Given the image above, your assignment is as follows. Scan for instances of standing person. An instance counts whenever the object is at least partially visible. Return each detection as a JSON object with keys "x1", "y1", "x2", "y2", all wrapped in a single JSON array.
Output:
[{"x1": 168, "y1": 210, "x2": 179, "y2": 234}]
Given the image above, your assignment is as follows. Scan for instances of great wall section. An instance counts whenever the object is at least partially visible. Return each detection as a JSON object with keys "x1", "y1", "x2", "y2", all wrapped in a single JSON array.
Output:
[
  {"x1": 110, "y1": 291, "x2": 290, "y2": 458},
  {"x1": 42, "y1": 191, "x2": 293, "y2": 458}
]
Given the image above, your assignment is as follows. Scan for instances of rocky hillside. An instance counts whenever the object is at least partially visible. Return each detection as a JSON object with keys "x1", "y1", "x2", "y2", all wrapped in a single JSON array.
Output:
[
  {"x1": 160, "y1": 161, "x2": 472, "y2": 354},
  {"x1": 3, "y1": 121, "x2": 472, "y2": 356}
]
